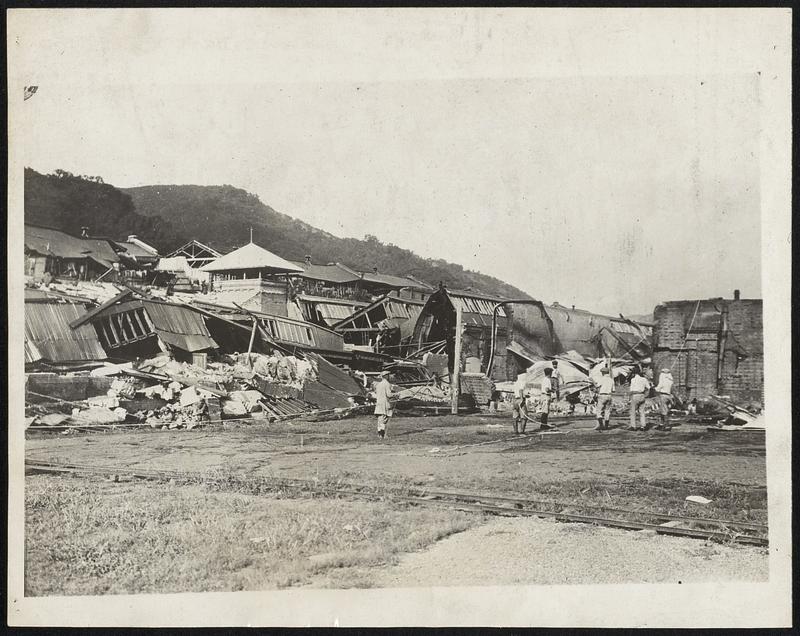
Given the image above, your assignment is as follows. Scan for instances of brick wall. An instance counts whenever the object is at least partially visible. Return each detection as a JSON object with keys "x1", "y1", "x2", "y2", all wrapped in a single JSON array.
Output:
[{"x1": 652, "y1": 298, "x2": 763, "y2": 406}]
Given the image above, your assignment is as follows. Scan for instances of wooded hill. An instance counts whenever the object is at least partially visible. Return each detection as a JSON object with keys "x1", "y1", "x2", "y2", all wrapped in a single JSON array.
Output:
[{"x1": 24, "y1": 168, "x2": 531, "y2": 299}]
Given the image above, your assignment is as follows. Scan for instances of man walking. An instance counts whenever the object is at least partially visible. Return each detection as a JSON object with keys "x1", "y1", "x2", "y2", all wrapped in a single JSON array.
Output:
[
  {"x1": 654, "y1": 368, "x2": 675, "y2": 431},
  {"x1": 538, "y1": 367, "x2": 555, "y2": 429},
  {"x1": 511, "y1": 374, "x2": 529, "y2": 434},
  {"x1": 373, "y1": 370, "x2": 398, "y2": 440},
  {"x1": 551, "y1": 360, "x2": 562, "y2": 401},
  {"x1": 593, "y1": 367, "x2": 614, "y2": 431},
  {"x1": 628, "y1": 367, "x2": 651, "y2": 431}
]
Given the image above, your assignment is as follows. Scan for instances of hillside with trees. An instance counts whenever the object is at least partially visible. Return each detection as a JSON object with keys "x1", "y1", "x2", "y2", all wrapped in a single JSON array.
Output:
[
  {"x1": 23, "y1": 168, "x2": 181, "y2": 244},
  {"x1": 23, "y1": 168, "x2": 531, "y2": 298},
  {"x1": 125, "y1": 184, "x2": 532, "y2": 298}
]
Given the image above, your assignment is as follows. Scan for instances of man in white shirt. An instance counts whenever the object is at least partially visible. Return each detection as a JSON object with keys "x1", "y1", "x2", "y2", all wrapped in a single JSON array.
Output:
[
  {"x1": 628, "y1": 367, "x2": 651, "y2": 431},
  {"x1": 593, "y1": 367, "x2": 614, "y2": 431},
  {"x1": 373, "y1": 370, "x2": 398, "y2": 440},
  {"x1": 511, "y1": 375, "x2": 530, "y2": 434},
  {"x1": 654, "y1": 368, "x2": 675, "y2": 431},
  {"x1": 538, "y1": 367, "x2": 555, "y2": 429},
  {"x1": 551, "y1": 360, "x2": 562, "y2": 401}
]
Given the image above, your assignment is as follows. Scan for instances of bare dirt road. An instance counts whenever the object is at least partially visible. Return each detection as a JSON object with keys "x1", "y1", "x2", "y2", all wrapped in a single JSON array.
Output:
[
  {"x1": 26, "y1": 412, "x2": 768, "y2": 523},
  {"x1": 369, "y1": 515, "x2": 768, "y2": 588}
]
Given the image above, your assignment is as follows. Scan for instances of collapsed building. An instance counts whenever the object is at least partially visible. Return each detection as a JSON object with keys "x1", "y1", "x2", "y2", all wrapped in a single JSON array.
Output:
[
  {"x1": 24, "y1": 224, "x2": 160, "y2": 283},
  {"x1": 506, "y1": 301, "x2": 652, "y2": 375},
  {"x1": 651, "y1": 291, "x2": 763, "y2": 407},
  {"x1": 331, "y1": 292, "x2": 426, "y2": 356},
  {"x1": 408, "y1": 287, "x2": 653, "y2": 383},
  {"x1": 410, "y1": 286, "x2": 510, "y2": 379},
  {"x1": 32, "y1": 228, "x2": 759, "y2": 432}
]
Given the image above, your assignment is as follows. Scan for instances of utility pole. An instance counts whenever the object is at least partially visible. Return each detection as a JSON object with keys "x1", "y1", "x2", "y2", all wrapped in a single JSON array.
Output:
[{"x1": 451, "y1": 304, "x2": 463, "y2": 414}]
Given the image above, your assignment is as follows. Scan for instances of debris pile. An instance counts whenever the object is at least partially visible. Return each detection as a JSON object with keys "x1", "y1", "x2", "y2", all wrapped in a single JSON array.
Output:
[{"x1": 26, "y1": 348, "x2": 348, "y2": 432}]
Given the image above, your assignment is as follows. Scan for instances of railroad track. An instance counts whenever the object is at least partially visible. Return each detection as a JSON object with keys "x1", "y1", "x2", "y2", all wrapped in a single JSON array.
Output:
[{"x1": 25, "y1": 459, "x2": 768, "y2": 547}]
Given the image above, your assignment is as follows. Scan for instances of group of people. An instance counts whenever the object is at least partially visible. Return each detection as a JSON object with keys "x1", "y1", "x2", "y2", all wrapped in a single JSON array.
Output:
[
  {"x1": 511, "y1": 361, "x2": 562, "y2": 434},
  {"x1": 628, "y1": 366, "x2": 675, "y2": 432},
  {"x1": 511, "y1": 361, "x2": 675, "y2": 434},
  {"x1": 371, "y1": 359, "x2": 676, "y2": 440}
]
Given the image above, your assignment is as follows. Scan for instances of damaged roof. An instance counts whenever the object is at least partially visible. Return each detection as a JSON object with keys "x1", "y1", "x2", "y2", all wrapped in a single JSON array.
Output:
[
  {"x1": 25, "y1": 300, "x2": 107, "y2": 364},
  {"x1": 141, "y1": 300, "x2": 219, "y2": 352},
  {"x1": 113, "y1": 241, "x2": 160, "y2": 261},
  {"x1": 25, "y1": 224, "x2": 120, "y2": 268}
]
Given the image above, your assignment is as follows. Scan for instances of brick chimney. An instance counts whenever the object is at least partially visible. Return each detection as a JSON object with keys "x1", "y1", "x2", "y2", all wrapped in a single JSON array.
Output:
[
  {"x1": 304, "y1": 255, "x2": 312, "y2": 265},
  {"x1": 733, "y1": 289, "x2": 740, "y2": 300},
  {"x1": 80, "y1": 226, "x2": 89, "y2": 238},
  {"x1": 372, "y1": 266, "x2": 378, "y2": 274}
]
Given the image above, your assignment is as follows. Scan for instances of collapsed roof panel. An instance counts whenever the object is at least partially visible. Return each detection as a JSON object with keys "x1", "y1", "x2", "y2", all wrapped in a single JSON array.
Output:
[
  {"x1": 25, "y1": 301, "x2": 107, "y2": 364},
  {"x1": 142, "y1": 300, "x2": 218, "y2": 352}
]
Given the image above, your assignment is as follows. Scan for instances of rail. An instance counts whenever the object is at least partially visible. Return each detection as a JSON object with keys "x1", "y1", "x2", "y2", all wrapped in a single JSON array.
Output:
[{"x1": 25, "y1": 460, "x2": 767, "y2": 547}]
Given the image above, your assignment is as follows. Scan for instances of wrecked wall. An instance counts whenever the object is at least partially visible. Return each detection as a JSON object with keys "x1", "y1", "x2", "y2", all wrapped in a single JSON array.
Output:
[{"x1": 652, "y1": 298, "x2": 763, "y2": 406}]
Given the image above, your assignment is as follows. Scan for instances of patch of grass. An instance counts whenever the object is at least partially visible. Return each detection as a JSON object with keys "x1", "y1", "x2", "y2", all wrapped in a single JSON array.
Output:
[
  {"x1": 24, "y1": 474, "x2": 477, "y2": 596},
  {"x1": 499, "y1": 477, "x2": 768, "y2": 525}
]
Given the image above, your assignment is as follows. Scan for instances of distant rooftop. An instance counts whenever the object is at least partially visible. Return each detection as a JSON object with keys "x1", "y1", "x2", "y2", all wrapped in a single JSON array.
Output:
[{"x1": 201, "y1": 241, "x2": 304, "y2": 273}]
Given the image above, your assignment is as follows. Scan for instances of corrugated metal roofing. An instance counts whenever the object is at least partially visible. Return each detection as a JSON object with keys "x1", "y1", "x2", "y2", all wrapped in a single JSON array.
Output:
[
  {"x1": 316, "y1": 302, "x2": 359, "y2": 323},
  {"x1": 25, "y1": 301, "x2": 107, "y2": 363},
  {"x1": 449, "y1": 295, "x2": 507, "y2": 327},
  {"x1": 201, "y1": 242, "x2": 303, "y2": 273},
  {"x1": 384, "y1": 300, "x2": 423, "y2": 339},
  {"x1": 141, "y1": 301, "x2": 218, "y2": 352}
]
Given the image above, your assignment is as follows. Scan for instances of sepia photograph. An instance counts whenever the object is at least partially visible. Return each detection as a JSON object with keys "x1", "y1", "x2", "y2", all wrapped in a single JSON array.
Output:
[{"x1": 6, "y1": 7, "x2": 792, "y2": 628}]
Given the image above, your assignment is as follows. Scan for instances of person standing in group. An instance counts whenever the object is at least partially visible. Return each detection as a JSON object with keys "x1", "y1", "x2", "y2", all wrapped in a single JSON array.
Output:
[
  {"x1": 538, "y1": 367, "x2": 555, "y2": 429},
  {"x1": 511, "y1": 374, "x2": 530, "y2": 435},
  {"x1": 593, "y1": 367, "x2": 614, "y2": 431},
  {"x1": 550, "y1": 360, "x2": 562, "y2": 402},
  {"x1": 654, "y1": 368, "x2": 675, "y2": 431},
  {"x1": 373, "y1": 370, "x2": 398, "y2": 440},
  {"x1": 628, "y1": 367, "x2": 651, "y2": 431}
]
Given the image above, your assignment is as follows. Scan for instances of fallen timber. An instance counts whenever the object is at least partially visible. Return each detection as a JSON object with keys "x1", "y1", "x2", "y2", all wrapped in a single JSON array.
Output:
[{"x1": 25, "y1": 460, "x2": 768, "y2": 547}]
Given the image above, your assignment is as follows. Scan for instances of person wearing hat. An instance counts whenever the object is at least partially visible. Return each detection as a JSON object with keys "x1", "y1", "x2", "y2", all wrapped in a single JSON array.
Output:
[
  {"x1": 628, "y1": 367, "x2": 651, "y2": 431},
  {"x1": 373, "y1": 370, "x2": 399, "y2": 440},
  {"x1": 511, "y1": 374, "x2": 528, "y2": 434},
  {"x1": 538, "y1": 367, "x2": 555, "y2": 429},
  {"x1": 593, "y1": 367, "x2": 614, "y2": 431},
  {"x1": 654, "y1": 368, "x2": 675, "y2": 431},
  {"x1": 550, "y1": 360, "x2": 562, "y2": 401}
]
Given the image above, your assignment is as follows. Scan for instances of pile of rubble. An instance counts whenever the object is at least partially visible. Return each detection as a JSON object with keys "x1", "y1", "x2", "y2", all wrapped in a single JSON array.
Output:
[{"x1": 26, "y1": 350, "x2": 328, "y2": 432}]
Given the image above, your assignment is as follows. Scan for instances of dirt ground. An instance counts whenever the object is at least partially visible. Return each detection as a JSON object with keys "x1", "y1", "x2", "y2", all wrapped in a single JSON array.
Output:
[
  {"x1": 26, "y1": 412, "x2": 767, "y2": 513},
  {"x1": 24, "y1": 412, "x2": 769, "y2": 592}
]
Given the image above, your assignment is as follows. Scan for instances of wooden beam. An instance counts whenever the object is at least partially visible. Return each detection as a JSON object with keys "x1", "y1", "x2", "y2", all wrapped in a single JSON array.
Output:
[
  {"x1": 105, "y1": 316, "x2": 122, "y2": 344},
  {"x1": 123, "y1": 311, "x2": 139, "y2": 338},
  {"x1": 69, "y1": 289, "x2": 133, "y2": 329},
  {"x1": 451, "y1": 304, "x2": 463, "y2": 415}
]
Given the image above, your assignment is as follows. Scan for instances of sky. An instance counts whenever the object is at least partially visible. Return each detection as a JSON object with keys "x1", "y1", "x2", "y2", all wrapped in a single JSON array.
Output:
[{"x1": 10, "y1": 9, "x2": 769, "y2": 316}]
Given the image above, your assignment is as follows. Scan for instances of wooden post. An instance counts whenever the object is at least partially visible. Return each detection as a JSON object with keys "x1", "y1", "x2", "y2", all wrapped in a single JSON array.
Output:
[
  {"x1": 451, "y1": 304, "x2": 463, "y2": 414},
  {"x1": 247, "y1": 318, "x2": 258, "y2": 365}
]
